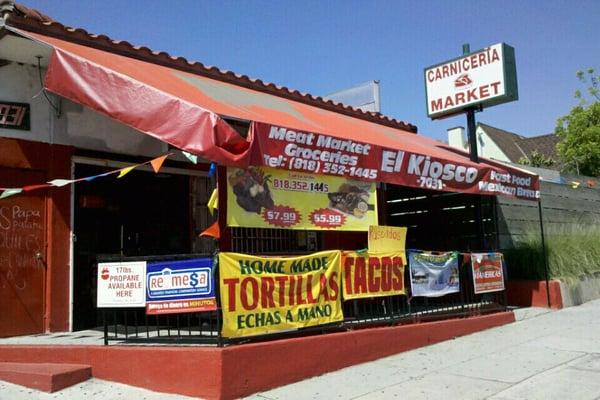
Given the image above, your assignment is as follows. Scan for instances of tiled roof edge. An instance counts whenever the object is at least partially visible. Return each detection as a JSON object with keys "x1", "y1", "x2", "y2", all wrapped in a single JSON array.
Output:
[{"x1": 5, "y1": 11, "x2": 418, "y2": 133}]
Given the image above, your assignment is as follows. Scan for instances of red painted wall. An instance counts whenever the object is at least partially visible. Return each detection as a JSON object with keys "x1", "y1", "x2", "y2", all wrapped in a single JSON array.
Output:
[
  {"x1": 0, "y1": 138, "x2": 73, "y2": 334},
  {"x1": 0, "y1": 312, "x2": 514, "y2": 399},
  {"x1": 219, "y1": 312, "x2": 515, "y2": 399},
  {"x1": 506, "y1": 279, "x2": 563, "y2": 309},
  {"x1": 0, "y1": 345, "x2": 223, "y2": 399}
]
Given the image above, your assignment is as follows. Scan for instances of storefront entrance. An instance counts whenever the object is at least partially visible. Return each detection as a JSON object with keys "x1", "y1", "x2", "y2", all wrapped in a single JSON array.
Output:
[{"x1": 72, "y1": 161, "x2": 192, "y2": 330}]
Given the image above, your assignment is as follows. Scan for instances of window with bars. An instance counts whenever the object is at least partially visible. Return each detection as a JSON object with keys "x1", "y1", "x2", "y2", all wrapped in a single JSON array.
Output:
[{"x1": 230, "y1": 227, "x2": 321, "y2": 255}]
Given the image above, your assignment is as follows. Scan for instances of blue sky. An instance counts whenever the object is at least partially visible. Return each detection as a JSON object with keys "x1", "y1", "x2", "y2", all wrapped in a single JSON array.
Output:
[{"x1": 20, "y1": 0, "x2": 599, "y2": 141}]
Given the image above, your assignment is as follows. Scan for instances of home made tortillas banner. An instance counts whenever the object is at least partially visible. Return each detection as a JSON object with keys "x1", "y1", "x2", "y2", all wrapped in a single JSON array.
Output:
[{"x1": 219, "y1": 251, "x2": 343, "y2": 338}]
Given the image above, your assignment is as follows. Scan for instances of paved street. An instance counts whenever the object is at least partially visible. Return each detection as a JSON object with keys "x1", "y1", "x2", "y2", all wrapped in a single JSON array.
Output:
[{"x1": 247, "y1": 300, "x2": 600, "y2": 400}]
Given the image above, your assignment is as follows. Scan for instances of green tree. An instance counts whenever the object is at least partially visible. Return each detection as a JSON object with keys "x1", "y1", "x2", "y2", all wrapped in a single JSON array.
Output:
[
  {"x1": 518, "y1": 150, "x2": 555, "y2": 168},
  {"x1": 574, "y1": 68, "x2": 600, "y2": 104},
  {"x1": 556, "y1": 68, "x2": 600, "y2": 176}
]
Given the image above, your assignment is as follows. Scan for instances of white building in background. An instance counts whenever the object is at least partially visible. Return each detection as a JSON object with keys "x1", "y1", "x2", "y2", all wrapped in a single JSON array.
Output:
[{"x1": 447, "y1": 122, "x2": 560, "y2": 168}]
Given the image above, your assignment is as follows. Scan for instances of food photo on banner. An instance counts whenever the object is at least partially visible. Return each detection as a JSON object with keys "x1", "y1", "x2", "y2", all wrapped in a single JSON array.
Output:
[
  {"x1": 342, "y1": 251, "x2": 406, "y2": 300},
  {"x1": 471, "y1": 252, "x2": 505, "y2": 294},
  {"x1": 408, "y1": 251, "x2": 460, "y2": 297},
  {"x1": 145, "y1": 258, "x2": 217, "y2": 315},
  {"x1": 226, "y1": 166, "x2": 377, "y2": 230},
  {"x1": 218, "y1": 251, "x2": 343, "y2": 338}
]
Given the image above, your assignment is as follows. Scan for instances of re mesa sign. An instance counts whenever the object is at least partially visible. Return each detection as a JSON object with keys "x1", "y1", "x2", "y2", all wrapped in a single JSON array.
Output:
[{"x1": 425, "y1": 43, "x2": 518, "y2": 119}]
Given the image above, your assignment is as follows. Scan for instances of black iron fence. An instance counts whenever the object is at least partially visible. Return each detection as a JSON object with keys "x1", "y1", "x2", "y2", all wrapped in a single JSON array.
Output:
[{"x1": 102, "y1": 256, "x2": 506, "y2": 346}]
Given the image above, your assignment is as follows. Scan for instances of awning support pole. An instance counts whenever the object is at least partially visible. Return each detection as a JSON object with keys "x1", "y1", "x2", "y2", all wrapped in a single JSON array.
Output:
[
  {"x1": 463, "y1": 43, "x2": 486, "y2": 250},
  {"x1": 538, "y1": 198, "x2": 551, "y2": 308}
]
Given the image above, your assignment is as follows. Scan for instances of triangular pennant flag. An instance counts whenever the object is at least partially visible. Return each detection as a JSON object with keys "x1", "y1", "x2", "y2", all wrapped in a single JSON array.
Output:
[
  {"x1": 207, "y1": 188, "x2": 218, "y2": 215},
  {"x1": 79, "y1": 170, "x2": 115, "y2": 182},
  {"x1": 569, "y1": 181, "x2": 581, "y2": 189},
  {"x1": 118, "y1": 165, "x2": 137, "y2": 179},
  {"x1": 151, "y1": 154, "x2": 169, "y2": 173},
  {"x1": 0, "y1": 188, "x2": 23, "y2": 199},
  {"x1": 48, "y1": 179, "x2": 75, "y2": 187},
  {"x1": 208, "y1": 162, "x2": 217, "y2": 178},
  {"x1": 199, "y1": 221, "x2": 220, "y2": 239},
  {"x1": 182, "y1": 151, "x2": 198, "y2": 164},
  {"x1": 22, "y1": 183, "x2": 52, "y2": 192}
]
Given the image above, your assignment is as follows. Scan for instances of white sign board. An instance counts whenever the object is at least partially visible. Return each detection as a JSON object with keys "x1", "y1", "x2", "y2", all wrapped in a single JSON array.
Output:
[
  {"x1": 97, "y1": 261, "x2": 147, "y2": 307},
  {"x1": 425, "y1": 43, "x2": 518, "y2": 119}
]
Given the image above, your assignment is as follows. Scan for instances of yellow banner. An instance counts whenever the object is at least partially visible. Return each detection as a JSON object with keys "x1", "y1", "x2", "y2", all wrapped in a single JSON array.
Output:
[
  {"x1": 219, "y1": 251, "x2": 343, "y2": 338},
  {"x1": 368, "y1": 225, "x2": 407, "y2": 252},
  {"x1": 342, "y1": 251, "x2": 406, "y2": 300},
  {"x1": 227, "y1": 167, "x2": 377, "y2": 231}
]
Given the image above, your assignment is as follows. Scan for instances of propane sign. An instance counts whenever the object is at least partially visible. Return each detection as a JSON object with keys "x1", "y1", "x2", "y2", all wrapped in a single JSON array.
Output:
[
  {"x1": 425, "y1": 43, "x2": 518, "y2": 119},
  {"x1": 97, "y1": 261, "x2": 147, "y2": 307}
]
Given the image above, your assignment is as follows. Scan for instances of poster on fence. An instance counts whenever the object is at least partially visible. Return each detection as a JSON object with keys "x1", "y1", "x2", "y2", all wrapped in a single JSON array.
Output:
[
  {"x1": 97, "y1": 261, "x2": 146, "y2": 307},
  {"x1": 145, "y1": 258, "x2": 217, "y2": 315},
  {"x1": 368, "y1": 225, "x2": 407, "y2": 252},
  {"x1": 218, "y1": 250, "x2": 343, "y2": 338},
  {"x1": 471, "y1": 252, "x2": 505, "y2": 294},
  {"x1": 227, "y1": 166, "x2": 377, "y2": 231},
  {"x1": 408, "y1": 251, "x2": 460, "y2": 297},
  {"x1": 342, "y1": 251, "x2": 406, "y2": 300}
]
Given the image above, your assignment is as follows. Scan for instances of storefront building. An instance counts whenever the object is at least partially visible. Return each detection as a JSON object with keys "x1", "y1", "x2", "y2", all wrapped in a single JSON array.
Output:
[{"x1": 0, "y1": 3, "x2": 539, "y2": 339}]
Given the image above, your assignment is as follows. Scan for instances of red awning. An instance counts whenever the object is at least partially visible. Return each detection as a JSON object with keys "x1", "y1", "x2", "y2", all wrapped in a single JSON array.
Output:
[{"x1": 12, "y1": 28, "x2": 539, "y2": 200}]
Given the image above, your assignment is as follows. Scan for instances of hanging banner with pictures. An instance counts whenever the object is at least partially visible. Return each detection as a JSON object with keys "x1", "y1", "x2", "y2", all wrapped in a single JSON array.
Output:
[
  {"x1": 218, "y1": 250, "x2": 343, "y2": 338},
  {"x1": 471, "y1": 252, "x2": 505, "y2": 294},
  {"x1": 342, "y1": 251, "x2": 406, "y2": 300},
  {"x1": 408, "y1": 251, "x2": 460, "y2": 297},
  {"x1": 145, "y1": 258, "x2": 217, "y2": 315},
  {"x1": 97, "y1": 261, "x2": 146, "y2": 307},
  {"x1": 226, "y1": 166, "x2": 377, "y2": 231}
]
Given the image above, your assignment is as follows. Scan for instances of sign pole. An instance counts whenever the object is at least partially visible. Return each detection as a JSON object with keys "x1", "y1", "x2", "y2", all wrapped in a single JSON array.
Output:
[{"x1": 463, "y1": 44, "x2": 486, "y2": 250}]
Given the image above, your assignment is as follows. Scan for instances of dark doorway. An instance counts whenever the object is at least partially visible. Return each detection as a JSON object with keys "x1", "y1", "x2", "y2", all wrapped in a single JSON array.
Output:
[{"x1": 72, "y1": 163, "x2": 191, "y2": 330}]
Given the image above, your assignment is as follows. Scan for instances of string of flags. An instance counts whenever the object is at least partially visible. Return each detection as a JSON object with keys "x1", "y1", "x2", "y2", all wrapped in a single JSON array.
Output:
[
  {"x1": 539, "y1": 177, "x2": 597, "y2": 189},
  {"x1": 0, "y1": 150, "x2": 223, "y2": 238},
  {"x1": 0, "y1": 153, "x2": 172, "y2": 200}
]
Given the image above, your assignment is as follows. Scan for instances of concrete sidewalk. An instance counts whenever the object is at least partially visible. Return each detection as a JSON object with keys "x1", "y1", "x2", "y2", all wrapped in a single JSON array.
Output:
[
  {"x1": 247, "y1": 300, "x2": 600, "y2": 400},
  {"x1": 0, "y1": 378, "x2": 196, "y2": 400}
]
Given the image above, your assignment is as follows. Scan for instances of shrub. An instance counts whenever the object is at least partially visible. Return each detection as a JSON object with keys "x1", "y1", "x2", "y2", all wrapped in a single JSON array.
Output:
[{"x1": 503, "y1": 224, "x2": 600, "y2": 282}]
